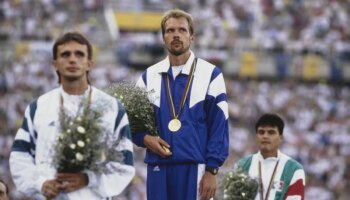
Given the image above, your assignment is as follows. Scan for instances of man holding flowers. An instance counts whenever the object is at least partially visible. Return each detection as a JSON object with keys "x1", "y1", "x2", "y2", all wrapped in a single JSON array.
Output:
[
  {"x1": 9, "y1": 32, "x2": 135, "y2": 199},
  {"x1": 134, "y1": 9, "x2": 229, "y2": 200}
]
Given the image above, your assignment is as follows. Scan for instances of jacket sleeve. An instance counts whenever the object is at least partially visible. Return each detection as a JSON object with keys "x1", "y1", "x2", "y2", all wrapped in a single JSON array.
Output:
[
  {"x1": 204, "y1": 68, "x2": 229, "y2": 168},
  {"x1": 86, "y1": 100, "x2": 135, "y2": 197},
  {"x1": 9, "y1": 100, "x2": 47, "y2": 199},
  {"x1": 285, "y1": 168, "x2": 305, "y2": 200}
]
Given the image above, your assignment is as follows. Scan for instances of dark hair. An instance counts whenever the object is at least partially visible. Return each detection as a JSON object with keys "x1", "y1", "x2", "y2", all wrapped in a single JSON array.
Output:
[
  {"x1": 0, "y1": 179, "x2": 9, "y2": 195},
  {"x1": 161, "y1": 9, "x2": 194, "y2": 37},
  {"x1": 52, "y1": 32, "x2": 93, "y2": 60},
  {"x1": 255, "y1": 113, "x2": 284, "y2": 135},
  {"x1": 52, "y1": 32, "x2": 92, "y2": 83}
]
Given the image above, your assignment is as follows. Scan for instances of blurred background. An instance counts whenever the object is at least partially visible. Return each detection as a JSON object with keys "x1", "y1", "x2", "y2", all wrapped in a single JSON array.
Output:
[{"x1": 0, "y1": 0, "x2": 349, "y2": 199}]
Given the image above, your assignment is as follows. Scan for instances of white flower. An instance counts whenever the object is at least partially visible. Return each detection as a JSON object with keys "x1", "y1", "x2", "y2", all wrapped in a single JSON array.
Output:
[
  {"x1": 229, "y1": 173, "x2": 233, "y2": 178},
  {"x1": 86, "y1": 138, "x2": 90, "y2": 143},
  {"x1": 70, "y1": 143, "x2": 76, "y2": 149},
  {"x1": 67, "y1": 129, "x2": 71, "y2": 133},
  {"x1": 98, "y1": 150, "x2": 106, "y2": 162},
  {"x1": 241, "y1": 192, "x2": 246, "y2": 197},
  {"x1": 77, "y1": 117, "x2": 82, "y2": 122},
  {"x1": 77, "y1": 140, "x2": 85, "y2": 147},
  {"x1": 77, "y1": 126, "x2": 85, "y2": 134},
  {"x1": 69, "y1": 121, "x2": 74, "y2": 126},
  {"x1": 75, "y1": 153, "x2": 84, "y2": 161}
]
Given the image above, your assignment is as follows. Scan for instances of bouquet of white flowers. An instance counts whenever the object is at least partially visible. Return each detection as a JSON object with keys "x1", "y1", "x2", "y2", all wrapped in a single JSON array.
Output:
[
  {"x1": 219, "y1": 168, "x2": 258, "y2": 200},
  {"x1": 53, "y1": 101, "x2": 123, "y2": 173}
]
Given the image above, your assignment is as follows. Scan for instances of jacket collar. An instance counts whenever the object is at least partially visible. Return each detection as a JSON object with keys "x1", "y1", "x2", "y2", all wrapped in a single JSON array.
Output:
[
  {"x1": 156, "y1": 50, "x2": 195, "y2": 75},
  {"x1": 258, "y1": 150, "x2": 281, "y2": 162}
]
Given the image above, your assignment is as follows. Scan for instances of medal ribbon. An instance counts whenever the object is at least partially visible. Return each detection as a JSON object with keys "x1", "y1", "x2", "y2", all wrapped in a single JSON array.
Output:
[
  {"x1": 164, "y1": 58, "x2": 197, "y2": 120},
  {"x1": 258, "y1": 160, "x2": 279, "y2": 200}
]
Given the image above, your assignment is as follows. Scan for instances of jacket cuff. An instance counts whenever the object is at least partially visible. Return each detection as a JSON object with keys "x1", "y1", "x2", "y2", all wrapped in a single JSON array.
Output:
[
  {"x1": 132, "y1": 132, "x2": 147, "y2": 148},
  {"x1": 84, "y1": 170, "x2": 98, "y2": 188},
  {"x1": 35, "y1": 176, "x2": 47, "y2": 193},
  {"x1": 206, "y1": 159, "x2": 220, "y2": 168}
]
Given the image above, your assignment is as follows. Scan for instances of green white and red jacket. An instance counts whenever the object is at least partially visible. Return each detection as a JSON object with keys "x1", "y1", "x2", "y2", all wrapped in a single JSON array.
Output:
[{"x1": 236, "y1": 151, "x2": 305, "y2": 200}]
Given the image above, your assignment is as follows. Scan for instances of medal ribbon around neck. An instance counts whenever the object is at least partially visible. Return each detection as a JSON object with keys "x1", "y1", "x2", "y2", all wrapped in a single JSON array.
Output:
[
  {"x1": 60, "y1": 87, "x2": 93, "y2": 115},
  {"x1": 258, "y1": 160, "x2": 279, "y2": 200},
  {"x1": 164, "y1": 58, "x2": 197, "y2": 132}
]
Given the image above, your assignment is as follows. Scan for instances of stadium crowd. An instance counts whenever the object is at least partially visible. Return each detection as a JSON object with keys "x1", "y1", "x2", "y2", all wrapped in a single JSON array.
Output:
[{"x1": 0, "y1": 0, "x2": 349, "y2": 199}]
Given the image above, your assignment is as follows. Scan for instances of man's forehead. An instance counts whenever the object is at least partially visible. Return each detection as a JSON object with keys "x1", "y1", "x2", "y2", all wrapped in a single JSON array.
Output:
[
  {"x1": 58, "y1": 41, "x2": 87, "y2": 51},
  {"x1": 257, "y1": 125, "x2": 278, "y2": 131},
  {"x1": 165, "y1": 17, "x2": 189, "y2": 27}
]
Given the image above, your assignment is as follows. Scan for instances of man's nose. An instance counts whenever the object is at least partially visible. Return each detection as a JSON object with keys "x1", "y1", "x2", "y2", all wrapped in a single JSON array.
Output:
[
  {"x1": 261, "y1": 132, "x2": 269, "y2": 137},
  {"x1": 68, "y1": 55, "x2": 77, "y2": 63},
  {"x1": 173, "y1": 30, "x2": 181, "y2": 36}
]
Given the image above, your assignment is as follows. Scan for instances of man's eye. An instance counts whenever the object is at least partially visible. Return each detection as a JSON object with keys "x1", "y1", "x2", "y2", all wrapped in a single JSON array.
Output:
[
  {"x1": 76, "y1": 52, "x2": 85, "y2": 57},
  {"x1": 61, "y1": 52, "x2": 70, "y2": 58},
  {"x1": 268, "y1": 131, "x2": 276, "y2": 135}
]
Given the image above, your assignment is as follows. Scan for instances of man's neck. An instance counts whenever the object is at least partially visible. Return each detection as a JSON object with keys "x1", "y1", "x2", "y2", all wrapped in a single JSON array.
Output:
[
  {"x1": 260, "y1": 151, "x2": 278, "y2": 159},
  {"x1": 169, "y1": 51, "x2": 191, "y2": 66},
  {"x1": 61, "y1": 80, "x2": 89, "y2": 95}
]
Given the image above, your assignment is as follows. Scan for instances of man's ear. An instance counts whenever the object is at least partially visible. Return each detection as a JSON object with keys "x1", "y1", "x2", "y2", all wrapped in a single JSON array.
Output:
[
  {"x1": 87, "y1": 60, "x2": 94, "y2": 71},
  {"x1": 190, "y1": 34, "x2": 195, "y2": 42},
  {"x1": 52, "y1": 60, "x2": 58, "y2": 71}
]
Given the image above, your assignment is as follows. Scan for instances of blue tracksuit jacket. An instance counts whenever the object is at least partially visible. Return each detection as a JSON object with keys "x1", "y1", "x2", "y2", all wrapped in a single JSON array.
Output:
[{"x1": 134, "y1": 51, "x2": 229, "y2": 169}]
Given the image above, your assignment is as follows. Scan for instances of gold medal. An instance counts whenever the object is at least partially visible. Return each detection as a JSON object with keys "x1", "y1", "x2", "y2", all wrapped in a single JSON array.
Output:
[
  {"x1": 168, "y1": 118, "x2": 181, "y2": 132},
  {"x1": 164, "y1": 59, "x2": 197, "y2": 133},
  {"x1": 161, "y1": 145, "x2": 171, "y2": 153}
]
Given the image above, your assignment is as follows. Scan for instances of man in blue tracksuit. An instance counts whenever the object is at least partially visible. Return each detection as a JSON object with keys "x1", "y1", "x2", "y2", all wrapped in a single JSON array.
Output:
[{"x1": 134, "y1": 9, "x2": 229, "y2": 200}]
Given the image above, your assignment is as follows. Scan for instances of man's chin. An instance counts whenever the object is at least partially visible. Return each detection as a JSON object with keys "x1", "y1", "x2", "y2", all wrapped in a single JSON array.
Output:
[
  {"x1": 63, "y1": 76, "x2": 82, "y2": 82},
  {"x1": 170, "y1": 50, "x2": 184, "y2": 56},
  {"x1": 259, "y1": 147, "x2": 270, "y2": 152}
]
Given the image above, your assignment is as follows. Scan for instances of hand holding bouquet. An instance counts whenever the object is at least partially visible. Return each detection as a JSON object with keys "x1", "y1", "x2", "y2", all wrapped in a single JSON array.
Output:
[{"x1": 107, "y1": 82, "x2": 170, "y2": 152}]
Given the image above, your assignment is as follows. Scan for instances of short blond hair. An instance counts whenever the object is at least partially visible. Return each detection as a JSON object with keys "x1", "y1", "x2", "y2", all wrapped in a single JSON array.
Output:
[{"x1": 161, "y1": 9, "x2": 194, "y2": 36}]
